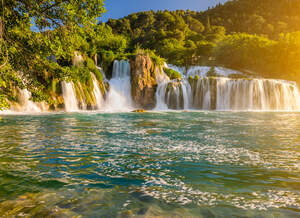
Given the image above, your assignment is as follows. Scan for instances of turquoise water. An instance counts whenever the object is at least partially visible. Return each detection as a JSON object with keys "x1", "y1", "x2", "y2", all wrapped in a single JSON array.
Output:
[{"x1": 0, "y1": 112, "x2": 299, "y2": 217}]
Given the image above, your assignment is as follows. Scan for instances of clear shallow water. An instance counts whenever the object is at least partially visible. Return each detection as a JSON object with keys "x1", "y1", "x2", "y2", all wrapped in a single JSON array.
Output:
[{"x1": 0, "y1": 112, "x2": 299, "y2": 217}]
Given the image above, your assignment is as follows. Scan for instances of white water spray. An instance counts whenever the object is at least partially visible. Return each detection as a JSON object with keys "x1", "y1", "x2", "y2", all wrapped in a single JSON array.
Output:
[
  {"x1": 91, "y1": 73, "x2": 104, "y2": 110},
  {"x1": 104, "y1": 60, "x2": 133, "y2": 111},
  {"x1": 61, "y1": 81, "x2": 79, "y2": 112},
  {"x1": 155, "y1": 67, "x2": 170, "y2": 110}
]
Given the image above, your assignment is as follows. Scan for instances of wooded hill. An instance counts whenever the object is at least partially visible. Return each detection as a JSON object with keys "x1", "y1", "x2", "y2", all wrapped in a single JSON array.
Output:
[{"x1": 107, "y1": 0, "x2": 300, "y2": 82}]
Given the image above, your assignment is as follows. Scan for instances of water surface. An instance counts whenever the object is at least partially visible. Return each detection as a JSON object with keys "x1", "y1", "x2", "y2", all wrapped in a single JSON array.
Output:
[{"x1": 0, "y1": 112, "x2": 299, "y2": 217}]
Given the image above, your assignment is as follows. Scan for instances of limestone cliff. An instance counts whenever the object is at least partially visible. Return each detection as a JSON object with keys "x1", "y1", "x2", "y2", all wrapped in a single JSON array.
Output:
[{"x1": 130, "y1": 55, "x2": 158, "y2": 109}]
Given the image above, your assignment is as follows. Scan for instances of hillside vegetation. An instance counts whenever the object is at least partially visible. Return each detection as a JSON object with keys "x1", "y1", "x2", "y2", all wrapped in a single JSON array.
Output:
[{"x1": 107, "y1": 0, "x2": 300, "y2": 82}]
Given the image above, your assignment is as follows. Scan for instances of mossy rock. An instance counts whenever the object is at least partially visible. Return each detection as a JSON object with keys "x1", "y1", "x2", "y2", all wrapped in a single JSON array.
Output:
[
  {"x1": 164, "y1": 68, "x2": 182, "y2": 80},
  {"x1": 74, "y1": 83, "x2": 84, "y2": 106},
  {"x1": 82, "y1": 85, "x2": 95, "y2": 107},
  {"x1": 94, "y1": 69, "x2": 103, "y2": 83},
  {"x1": 206, "y1": 67, "x2": 218, "y2": 77}
]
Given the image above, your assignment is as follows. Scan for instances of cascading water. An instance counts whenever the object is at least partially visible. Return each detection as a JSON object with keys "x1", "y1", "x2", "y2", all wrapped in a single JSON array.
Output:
[
  {"x1": 96, "y1": 66, "x2": 108, "y2": 82},
  {"x1": 104, "y1": 60, "x2": 133, "y2": 111},
  {"x1": 2, "y1": 62, "x2": 300, "y2": 113},
  {"x1": 61, "y1": 81, "x2": 79, "y2": 112},
  {"x1": 91, "y1": 73, "x2": 104, "y2": 110},
  {"x1": 163, "y1": 80, "x2": 192, "y2": 110},
  {"x1": 155, "y1": 67, "x2": 170, "y2": 110},
  {"x1": 155, "y1": 65, "x2": 192, "y2": 110},
  {"x1": 215, "y1": 78, "x2": 300, "y2": 111},
  {"x1": 0, "y1": 88, "x2": 48, "y2": 114},
  {"x1": 73, "y1": 51, "x2": 84, "y2": 67},
  {"x1": 182, "y1": 80, "x2": 192, "y2": 109},
  {"x1": 14, "y1": 89, "x2": 46, "y2": 113},
  {"x1": 193, "y1": 77, "x2": 212, "y2": 110},
  {"x1": 156, "y1": 65, "x2": 300, "y2": 111}
]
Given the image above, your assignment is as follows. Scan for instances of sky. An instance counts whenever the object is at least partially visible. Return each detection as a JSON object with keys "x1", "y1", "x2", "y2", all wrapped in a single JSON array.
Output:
[{"x1": 100, "y1": 0, "x2": 228, "y2": 22}]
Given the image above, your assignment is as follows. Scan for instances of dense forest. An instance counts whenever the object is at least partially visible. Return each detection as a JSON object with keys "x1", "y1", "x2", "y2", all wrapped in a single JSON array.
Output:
[
  {"x1": 107, "y1": 0, "x2": 300, "y2": 81},
  {"x1": 1, "y1": 0, "x2": 300, "y2": 110}
]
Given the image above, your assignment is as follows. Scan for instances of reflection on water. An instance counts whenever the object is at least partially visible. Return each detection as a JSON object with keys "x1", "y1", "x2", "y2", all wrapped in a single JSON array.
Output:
[{"x1": 0, "y1": 112, "x2": 299, "y2": 217}]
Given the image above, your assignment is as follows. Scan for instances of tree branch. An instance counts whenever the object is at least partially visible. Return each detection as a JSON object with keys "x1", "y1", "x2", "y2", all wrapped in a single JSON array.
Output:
[{"x1": 40, "y1": 0, "x2": 67, "y2": 14}]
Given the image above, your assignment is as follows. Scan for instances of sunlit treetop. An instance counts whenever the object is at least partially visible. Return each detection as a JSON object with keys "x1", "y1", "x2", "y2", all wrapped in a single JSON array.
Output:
[{"x1": 2, "y1": 0, "x2": 105, "y2": 30}]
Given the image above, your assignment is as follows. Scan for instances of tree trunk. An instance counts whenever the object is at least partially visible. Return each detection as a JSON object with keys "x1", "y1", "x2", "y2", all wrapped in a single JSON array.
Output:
[{"x1": 0, "y1": 17, "x2": 3, "y2": 39}]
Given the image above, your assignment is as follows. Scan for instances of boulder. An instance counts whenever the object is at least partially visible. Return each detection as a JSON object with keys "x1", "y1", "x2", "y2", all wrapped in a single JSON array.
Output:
[{"x1": 132, "y1": 109, "x2": 147, "y2": 113}]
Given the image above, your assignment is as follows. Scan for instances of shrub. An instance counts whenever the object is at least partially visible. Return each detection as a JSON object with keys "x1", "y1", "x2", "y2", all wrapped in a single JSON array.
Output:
[{"x1": 164, "y1": 68, "x2": 182, "y2": 80}]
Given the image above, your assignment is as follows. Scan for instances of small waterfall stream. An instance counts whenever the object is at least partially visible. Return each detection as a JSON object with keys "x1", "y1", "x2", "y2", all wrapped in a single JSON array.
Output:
[
  {"x1": 15, "y1": 89, "x2": 46, "y2": 112},
  {"x1": 155, "y1": 67, "x2": 170, "y2": 110},
  {"x1": 193, "y1": 77, "x2": 212, "y2": 110},
  {"x1": 91, "y1": 73, "x2": 104, "y2": 110},
  {"x1": 104, "y1": 60, "x2": 133, "y2": 111},
  {"x1": 61, "y1": 81, "x2": 79, "y2": 112},
  {"x1": 2, "y1": 88, "x2": 47, "y2": 114}
]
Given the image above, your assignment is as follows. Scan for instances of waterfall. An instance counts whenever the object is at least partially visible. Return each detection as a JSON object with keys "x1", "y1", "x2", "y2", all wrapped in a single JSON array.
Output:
[
  {"x1": 91, "y1": 73, "x2": 104, "y2": 110},
  {"x1": 104, "y1": 60, "x2": 133, "y2": 111},
  {"x1": 73, "y1": 51, "x2": 84, "y2": 66},
  {"x1": 60, "y1": 60, "x2": 132, "y2": 112},
  {"x1": 96, "y1": 66, "x2": 108, "y2": 82},
  {"x1": 191, "y1": 76, "x2": 300, "y2": 111},
  {"x1": 61, "y1": 81, "x2": 79, "y2": 112},
  {"x1": 2, "y1": 88, "x2": 47, "y2": 114},
  {"x1": 162, "y1": 81, "x2": 192, "y2": 110},
  {"x1": 155, "y1": 65, "x2": 300, "y2": 111},
  {"x1": 186, "y1": 66, "x2": 241, "y2": 78},
  {"x1": 16, "y1": 89, "x2": 45, "y2": 112},
  {"x1": 155, "y1": 67, "x2": 170, "y2": 110},
  {"x1": 193, "y1": 77, "x2": 212, "y2": 110},
  {"x1": 182, "y1": 79, "x2": 192, "y2": 109},
  {"x1": 215, "y1": 78, "x2": 300, "y2": 111},
  {"x1": 155, "y1": 65, "x2": 192, "y2": 110},
  {"x1": 3, "y1": 62, "x2": 300, "y2": 113}
]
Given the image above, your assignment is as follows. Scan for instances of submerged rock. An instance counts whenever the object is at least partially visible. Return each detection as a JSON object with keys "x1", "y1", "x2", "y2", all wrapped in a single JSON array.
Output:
[
  {"x1": 132, "y1": 109, "x2": 147, "y2": 113},
  {"x1": 130, "y1": 54, "x2": 157, "y2": 109},
  {"x1": 0, "y1": 193, "x2": 80, "y2": 217}
]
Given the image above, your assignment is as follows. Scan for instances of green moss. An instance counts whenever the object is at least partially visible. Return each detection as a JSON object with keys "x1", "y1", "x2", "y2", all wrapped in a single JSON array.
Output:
[
  {"x1": 188, "y1": 76, "x2": 194, "y2": 86},
  {"x1": 86, "y1": 58, "x2": 96, "y2": 71},
  {"x1": 164, "y1": 68, "x2": 182, "y2": 80},
  {"x1": 101, "y1": 51, "x2": 116, "y2": 76},
  {"x1": 81, "y1": 84, "x2": 95, "y2": 106},
  {"x1": 134, "y1": 47, "x2": 165, "y2": 66},
  {"x1": 93, "y1": 69, "x2": 103, "y2": 83},
  {"x1": 74, "y1": 83, "x2": 84, "y2": 105}
]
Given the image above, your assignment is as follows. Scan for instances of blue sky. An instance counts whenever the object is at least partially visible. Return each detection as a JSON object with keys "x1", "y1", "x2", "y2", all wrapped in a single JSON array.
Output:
[{"x1": 100, "y1": 0, "x2": 227, "y2": 22}]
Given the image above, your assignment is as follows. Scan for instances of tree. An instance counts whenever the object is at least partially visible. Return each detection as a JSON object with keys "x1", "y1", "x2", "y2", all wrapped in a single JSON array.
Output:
[{"x1": 0, "y1": 0, "x2": 105, "y2": 110}]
